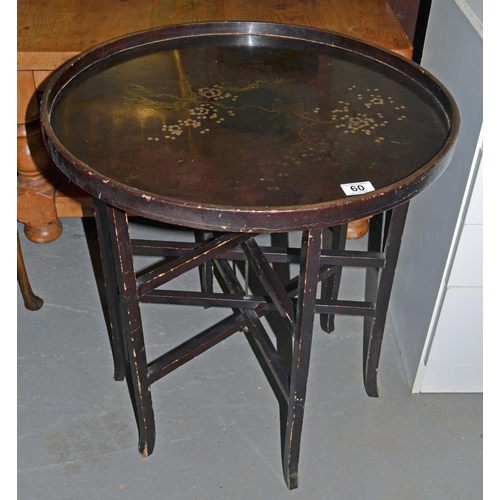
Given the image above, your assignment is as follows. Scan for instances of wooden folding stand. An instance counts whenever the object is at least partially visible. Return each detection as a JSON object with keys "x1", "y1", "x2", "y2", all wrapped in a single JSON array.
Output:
[{"x1": 40, "y1": 23, "x2": 458, "y2": 489}]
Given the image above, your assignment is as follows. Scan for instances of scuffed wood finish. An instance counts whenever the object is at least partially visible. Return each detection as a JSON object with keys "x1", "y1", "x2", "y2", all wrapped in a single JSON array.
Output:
[
  {"x1": 39, "y1": 22, "x2": 458, "y2": 489},
  {"x1": 283, "y1": 228, "x2": 323, "y2": 489},
  {"x1": 93, "y1": 198, "x2": 156, "y2": 456},
  {"x1": 28, "y1": 10, "x2": 465, "y2": 490},
  {"x1": 89, "y1": 199, "x2": 415, "y2": 488},
  {"x1": 17, "y1": 0, "x2": 412, "y2": 242},
  {"x1": 363, "y1": 203, "x2": 409, "y2": 396},
  {"x1": 41, "y1": 23, "x2": 455, "y2": 233}
]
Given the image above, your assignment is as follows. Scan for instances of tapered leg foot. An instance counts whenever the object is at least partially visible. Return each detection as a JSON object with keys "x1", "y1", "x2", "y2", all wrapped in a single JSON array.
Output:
[
  {"x1": 17, "y1": 231, "x2": 43, "y2": 311},
  {"x1": 282, "y1": 228, "x2": 322, "y2": 490},
  {"x1": 93, "y1": 198, "x2": 156, "y2": 456},
  {"x1": 363, "y1": 204, "x2": 409, "y2": 397}
]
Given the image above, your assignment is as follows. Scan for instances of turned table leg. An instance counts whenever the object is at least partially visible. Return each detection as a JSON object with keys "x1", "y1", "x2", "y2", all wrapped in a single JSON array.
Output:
[
  {"x1": 17, "y1": 70, "x2": 62, "y2": 243},
  {"x1": 347, "y1": 216, "x2": 371, "y2": 239}
]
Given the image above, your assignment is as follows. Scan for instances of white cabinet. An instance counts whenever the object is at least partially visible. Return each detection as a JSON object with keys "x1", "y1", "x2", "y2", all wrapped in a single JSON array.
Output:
[
  {"x1": 389, "y1": 0, "x2": 483, "y2": 393},
  {"x1": 416, "y1": 139, "x2": 483, "y2": 393}
]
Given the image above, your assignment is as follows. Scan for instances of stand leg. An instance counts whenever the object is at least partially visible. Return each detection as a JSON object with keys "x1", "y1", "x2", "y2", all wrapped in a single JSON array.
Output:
[
  {"x1": 320, "y1": 224, "x2": 348, "y2": 333},
  {"x1": 363, "y1": 203, "x2": 409, "y2": 397},
  {"x1": 93, "y1": 198, "x2": 155, "y2": 456},
  {"x1": 196, "y1": 230, "x2": 215, "y2": 297},
  {"x1": 93, "y1": 199, "x2": 127, "y2": 381},
  {"x1": 283, "y1": 228, "x2": 323, "y2": 490}
]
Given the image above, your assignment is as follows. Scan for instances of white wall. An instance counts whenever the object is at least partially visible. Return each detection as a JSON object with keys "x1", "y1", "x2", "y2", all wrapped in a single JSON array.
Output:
[{"x1": 389, "y1": 0, "x2": 483, "y2": 392}]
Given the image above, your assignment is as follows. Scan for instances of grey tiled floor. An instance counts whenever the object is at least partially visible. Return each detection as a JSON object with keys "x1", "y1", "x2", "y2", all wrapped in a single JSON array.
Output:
[{"x1": 17, "y1": 217, "x2": 482, "y2": 500}]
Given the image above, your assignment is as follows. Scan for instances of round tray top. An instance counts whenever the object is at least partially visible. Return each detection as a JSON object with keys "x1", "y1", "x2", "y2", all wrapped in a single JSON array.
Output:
[{"x1": 41, "y1": 22, "x2": 459, "y2": 232}]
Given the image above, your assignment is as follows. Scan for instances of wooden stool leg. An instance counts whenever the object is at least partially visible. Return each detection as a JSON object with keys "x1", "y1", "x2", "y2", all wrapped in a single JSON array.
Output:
[
  {"x1": 17, "y1": 71, "x2": 63, "y2": 244},
  {"x1": 319, "y1": 224, "x2": 347, "y2": 333},
  {"x1": 283, "y1": 228, "x2": 323, "y2": 490},
  {"x1": 363, "y1": 203, "x2": 409, "y2": 397},
  {"x1": 17, "y1": 231, "x2": 43, "y2": 311},
  {"x1": 93, "y1": 198, "x2": 156, "y2": 456}
]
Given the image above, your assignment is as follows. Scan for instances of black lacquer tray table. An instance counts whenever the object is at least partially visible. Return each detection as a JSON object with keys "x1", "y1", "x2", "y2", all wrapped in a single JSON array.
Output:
[{"x1": 40, "y1": 22, "x2": 458, "y2": 490}]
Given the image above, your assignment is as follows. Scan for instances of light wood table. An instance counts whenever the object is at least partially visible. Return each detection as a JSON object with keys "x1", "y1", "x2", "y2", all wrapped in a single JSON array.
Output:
[{"x1": 18, "y1": 0, "x2": 412, "y2": 243}]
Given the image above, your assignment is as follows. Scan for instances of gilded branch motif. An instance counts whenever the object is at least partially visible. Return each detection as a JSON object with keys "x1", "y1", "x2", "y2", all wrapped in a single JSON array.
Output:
[{"x1": 124, "y1": 79, "x2": 408, "y2": 145}]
